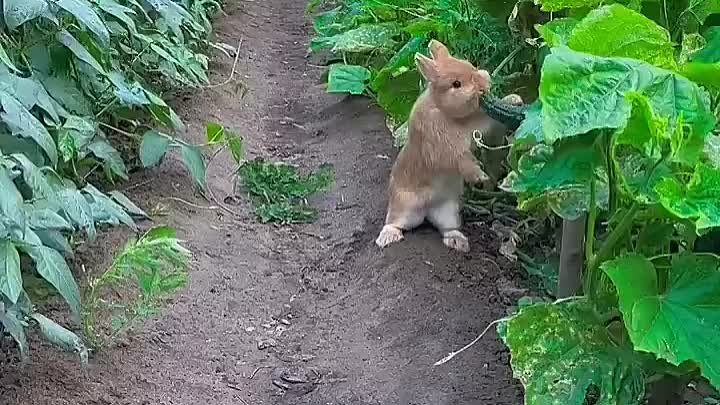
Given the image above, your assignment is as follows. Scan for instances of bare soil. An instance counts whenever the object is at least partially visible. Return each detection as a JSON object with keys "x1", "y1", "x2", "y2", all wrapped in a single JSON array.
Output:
[{"x1": 0, "y1": 0, "x2": 527, "y2": 404}]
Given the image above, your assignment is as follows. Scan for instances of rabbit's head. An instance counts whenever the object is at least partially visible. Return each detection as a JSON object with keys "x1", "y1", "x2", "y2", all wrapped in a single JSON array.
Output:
[{"x1": 415, "y1": 40, "x2": 490, "y2": 119}]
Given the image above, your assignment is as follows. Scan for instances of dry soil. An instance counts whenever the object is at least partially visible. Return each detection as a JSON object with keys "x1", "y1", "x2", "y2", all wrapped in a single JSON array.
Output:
[{"x1": 0, "y1": 1, "x2": 527, "y2": 404}]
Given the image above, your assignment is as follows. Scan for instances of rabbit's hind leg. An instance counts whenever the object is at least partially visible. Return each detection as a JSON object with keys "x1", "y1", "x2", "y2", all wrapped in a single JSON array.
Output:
[
  {"x1": 376, "y1": 191, "x2": 426, "y2": 248},
  {"x1": 428, "y1": 198, "x2": 468, "y2": 252}
]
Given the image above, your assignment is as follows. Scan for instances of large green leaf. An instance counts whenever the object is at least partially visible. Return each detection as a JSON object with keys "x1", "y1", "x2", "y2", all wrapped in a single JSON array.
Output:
[
  {"x1": 512, "y1": 102, "x2": 544, "y2": 150},
  {"x1": 0, "y1": 239, "x2": 22, "y2": 304},
  {"x1": 139, "y1": 130, "x2": 170, "y2": 167},
  {"x1": 0, "y1": 166, "x2": 26, "y2": 233},
  {"x1": 615, "y1": 93, "x2": 666, "y2": 155},
  {"x1": 536, "y1": 18, "x2": 578, "y2": 47},
  {"x1": 31, "y1": 313, "x2": 88, "y2": 365},
  {"x1": 3, "y1": 0, "x2": 48, "y2": 29},
  {"x1": 500, "y1": 299, "x2": 645, "y2": 405},
  {"x1": 82, "y1": 184, "x2": 135, "y2": 228},
  {"x1": 0, "y1": 90, "x2": 58, "y2": 165},
  {"x1": 58, "y1": 116, "x2": 96, "y2": 158},
  {"x1": 602, "y1": 253, "x2": 720, "y2": 388},
  {"x1": 108, "y1": 190, "x2": 148, "y2": 218},
  {"x1": 26, "y1": 206, "x2": 73, "y2": 231},
  {"x1": 145, "y1": 0, "x2": 202, "y2": 41},
  {"x1": 107, "y1": 71, "x2": 151, "y2": 106},
  {"x1": 705, "y1": 135, "x2": 720, "y2": 168},
  {"x1": 567, "y1": 5, "x2": 676, "y2": 69},
  {"x1": 312, "y1": 3, "x2": 368, "y2": 36},
  {"x1": 502, "y1": 135, "x2": 601, "y2": 195},
  {"x1": 56, "y1": 0, "x2": 110, "y2": 46},
  {"x1": 38, "y1": 74, "x2": 93, "y2": 116},
  {"x1": 56, "y1": 30, "x2": 106, "y2": 74},
  {"x1": 539, "y1": 47, "x2": 715, "y2": 144},
  {"x1": 692, "y1": 26, "x2": 720, "y2": 64},
  {"x1": 375, "y1": 70, "x2": 422, "y2": 124},
  {"x1": 310, "y1": 23, "x2": 399, "y2": 53},
  {"x1": 682, "y1": 27, "x2": 720, "y2": 90},
  {"x1": 655, "y1": 163, "x2": 720, "y2": 233},
  {"x1": 0, "y1": 301, "x2": 28, "y2": 357},
  {"x1": 55, "y1": 181, "x2": 96, "y2": 239},
  {"x1": 35, "y1": 230, "x2": 73, "y2": 258},
  {"x1": 535, "y1": 0, "x2": 601, "y2": 12},
  {"x1": 327, "y1": 64, "x2": 369, "y2": 95},
  {"x1": 24, "y1": 245, "x2": 80, "y2": 317},
  {"x1": 11, "y1": 154, "x2": 56, "y2": 200},
  {"x1": 144, "y1": 90, "x2": 184, "y2": 131},
  {"x1": 0, "y1": 43, "x2": 20, "y2": 74},
  {"x1": 501, "y1": 135, "x2": 608, "y2": 219},
  {"x1": 180, "y1": 144, "x2": 206, "y2": 188},
  {"x1": 682, "y1": 0, "x2": 720, "y2": 29},
  {"x1": 0, "y1": 69, "x2": 61, "y2": 122},
  {"x1": 87, "y1": 137, "x2": 128, "y2": 180},
  {"x1": 370, "y1": 36, "x2": 427, "y2": 92},
  {"x1": 681, "y1": 61, "x2": 720, "y2": 91},
  {"x1": 96, "y1": 0, "x2": 137, "y2": 35}
]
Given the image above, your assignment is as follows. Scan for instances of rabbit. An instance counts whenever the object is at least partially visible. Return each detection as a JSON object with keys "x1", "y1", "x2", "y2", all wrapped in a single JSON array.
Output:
[{"x1": 375, "y1": 40, "x2": 523, "y2": 252}]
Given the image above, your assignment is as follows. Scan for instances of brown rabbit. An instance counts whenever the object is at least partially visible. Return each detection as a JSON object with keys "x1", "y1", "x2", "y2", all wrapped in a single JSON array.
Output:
[{"x1": 375, "y1": 40, "x2": 523, "y2": 252}]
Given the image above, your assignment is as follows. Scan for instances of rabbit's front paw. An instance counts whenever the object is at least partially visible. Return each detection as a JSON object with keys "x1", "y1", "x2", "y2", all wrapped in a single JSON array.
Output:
[
  {"x1": 468, "y1": 165, "x2": 490, "y2": 184},
  {"x1": 502, "y1": 94, "x2": 524, "y2": 106}
]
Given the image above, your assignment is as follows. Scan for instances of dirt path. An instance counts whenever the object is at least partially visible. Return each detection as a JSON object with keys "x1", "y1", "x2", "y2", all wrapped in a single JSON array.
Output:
[{"x1": 3, "y1": 1, "x2": 525, "y2": 404}]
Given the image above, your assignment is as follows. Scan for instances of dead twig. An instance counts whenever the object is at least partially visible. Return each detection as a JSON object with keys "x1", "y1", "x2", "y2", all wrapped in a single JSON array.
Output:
[
  {"x1": 199, "y1": 145, "x2": 245, "y2": 219},
  {"x1": 122, "y1": 178, "x2": 155, "y2": 192},
  {"x1": 206, "y1": 37, "x2": 244, "y2": 89},
  {"x1": 294, "y1": 228, "x2": 326, "y2": 240},
  {"x1": 249, "y1": 365, "x2": 273, "y2": 380},
  {"x1": 434, "y1": 317, "x2": 509, "y2": 366},
  {"x1": 163, "y1": 196, "x2": 219, "y2": 211}
]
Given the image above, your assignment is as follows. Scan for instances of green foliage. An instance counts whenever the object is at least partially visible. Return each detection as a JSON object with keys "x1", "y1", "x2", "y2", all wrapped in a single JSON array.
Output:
[
  {"x1": 327, "y1": 64, "x2": 371, "y2": 95},
  {"x1": 566, "y1": 5, "x2": 677, "y2": 69},
  {"x1": 496, "y1": 2, "x2": 720, "y2": 403},
  {"x1": 307, "y1": 0, "x2": 521, "y2": 136},
  {"x1": 83, "y1": 226, "x2": 190, "y2": 349},
  {"x1": 656, "y1": 163, "x2": 720, "y2": 232},
  {"x1": 139, "y1": 121, "x2": 244, "y2": 189},
  {"x1": 603, "y1": 253, "x2": 720, "y2": 388},
  {"x1": 238, "y1": 159, "x2": 335, "y2": 223},
  {"x1": 0, "y1": 0, "x2": 220, "y2": 358},
  {"x1": 500, "y1": 299, "x2": 645, "y2": 405}
]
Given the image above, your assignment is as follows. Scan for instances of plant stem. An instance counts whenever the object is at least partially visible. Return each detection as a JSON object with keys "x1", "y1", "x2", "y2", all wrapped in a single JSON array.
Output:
[
  {"x1": 585, "y1": 178, "x2": 597, "y2": 264},
  {"x1": 558, "y1": 216, "x2": 586, "y2": 298},
  {"x1": 583, "y1": 178, "x2": 598, "y2": 296},
  {"x1": 491, "y1": 44, "x2": 525, "y2": 77},
  {"x1": 99, "y1": 122, "x2": 139, "y2": 139},
  {"x1": 588, "y1": 202, "x2": 640, "y2": 273}
]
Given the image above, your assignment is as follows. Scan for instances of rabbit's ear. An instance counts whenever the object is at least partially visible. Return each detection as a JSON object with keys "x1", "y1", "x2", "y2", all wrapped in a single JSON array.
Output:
[
  {"x1": 415, "y1": 53, "x2": 438, "y2": 82},
  {"x1": 428, "y1": 40, "x2": 449, "y2": 60},
  {"x1": 415, "y1": 53, "x2": 438, "y2": 81}
]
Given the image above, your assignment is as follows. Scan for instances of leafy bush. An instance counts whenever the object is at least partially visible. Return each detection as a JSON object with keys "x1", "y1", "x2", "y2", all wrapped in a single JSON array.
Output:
[
  {"x1": 238, "y1": 159, "x2": 334, "y2": 223},
  {"x1": 496, "y1": 2, "x2": 720, "y2": 403},
  {"x1": 307, "y1": 0, "x2": 523, "y2": 143},
  {"x1": 0, "y1": 0, "x2": 222, "y2": 359},
  {"x1": 83, "y1": 226, "x2": 190, "y2": 350}
]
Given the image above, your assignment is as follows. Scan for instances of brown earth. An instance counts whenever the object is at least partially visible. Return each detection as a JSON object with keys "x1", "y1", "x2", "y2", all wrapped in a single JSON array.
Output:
[{"x1": 0, "y1": 0, "x2": 527, "y2": 404}]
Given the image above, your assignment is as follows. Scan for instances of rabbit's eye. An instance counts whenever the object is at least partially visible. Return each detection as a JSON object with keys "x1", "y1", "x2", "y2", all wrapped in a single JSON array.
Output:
[{"x1": 452, "y1": 80, "x2": 462, "y2": 88}]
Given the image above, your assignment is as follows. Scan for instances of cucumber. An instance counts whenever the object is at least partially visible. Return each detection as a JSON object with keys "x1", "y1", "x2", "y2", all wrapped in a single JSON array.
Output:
[{"x1": 479, "y1": 95, "x2": 527, "y2": 131}]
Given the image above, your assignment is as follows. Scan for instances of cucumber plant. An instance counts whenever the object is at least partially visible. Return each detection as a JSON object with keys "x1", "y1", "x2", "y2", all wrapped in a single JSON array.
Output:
[{"x1": 499, "y1": 2, "x2": 720, "y2": 403}]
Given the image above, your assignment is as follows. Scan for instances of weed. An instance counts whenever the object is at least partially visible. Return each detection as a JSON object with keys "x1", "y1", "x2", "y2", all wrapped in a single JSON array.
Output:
[
  {"x1": 238, "y1": 159, "x2": 335, "y2": 223},
  {"x1": 83, "y1": 226, "x2": 190, "y2": 350}
]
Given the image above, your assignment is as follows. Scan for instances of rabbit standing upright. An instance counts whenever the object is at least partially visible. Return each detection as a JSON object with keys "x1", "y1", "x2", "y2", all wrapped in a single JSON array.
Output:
[{"x1": 375, "y1": 40, "x2": 523, "y2": 252}]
